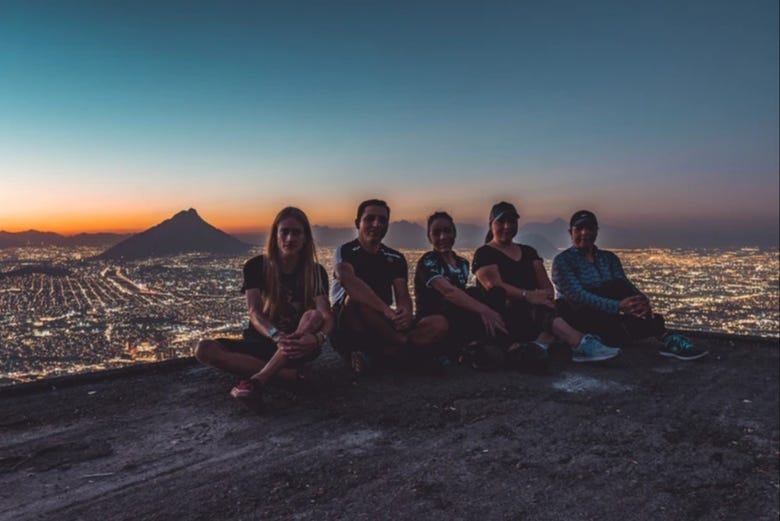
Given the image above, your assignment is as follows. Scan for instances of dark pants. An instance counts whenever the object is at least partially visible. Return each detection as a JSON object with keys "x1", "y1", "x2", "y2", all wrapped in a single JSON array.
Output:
[
  {"x1": 215, "y1": 328, "x2": 320, "y2": 369},
  {"x1": 555, "y1": 280, "x2": 666, "y2": 345},
  {"x1": 330, "y1": 301, "x2": 434, "y2": 367},
  {"x1": 479, "y1": 287, "x2": 558, "y2": 344}
]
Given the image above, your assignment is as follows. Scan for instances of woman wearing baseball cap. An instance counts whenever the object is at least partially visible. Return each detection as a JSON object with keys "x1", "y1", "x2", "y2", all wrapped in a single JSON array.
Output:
[
  {"x1": 551, "y1": 210, "x2": 708, "y2": 360},
  {"x1": 471, "y1": 202, "x2": 622, "y2": 368}
]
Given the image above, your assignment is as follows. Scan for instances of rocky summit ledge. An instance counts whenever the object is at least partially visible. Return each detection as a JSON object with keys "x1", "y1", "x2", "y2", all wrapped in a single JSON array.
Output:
[{"x1": 0, "y1": 333, "x2": 778, "y2": 521}]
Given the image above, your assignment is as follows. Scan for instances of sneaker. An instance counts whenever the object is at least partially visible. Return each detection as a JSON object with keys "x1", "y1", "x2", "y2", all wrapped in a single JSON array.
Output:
[
  {"x1": 572, "y1": 334, "x2": 622, "y2": 363},
  {"x1": 230, "y1": 380, "x2": 264, "y2": 410},
  {"x1": 659, "y1": 333, "x2": 709, "y2": 361}
]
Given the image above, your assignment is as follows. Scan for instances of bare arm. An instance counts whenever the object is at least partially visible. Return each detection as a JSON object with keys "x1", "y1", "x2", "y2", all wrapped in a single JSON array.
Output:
[
  {"x1": 430, "y1": 277, "x2": 491, "y2": 315},
  {"x1": 392, "y1": 277, "x2": 413, "y2": 314},
  {"x1": 475, "y1": 264, "x2": 525, "y2": 300},
  {"x1": 278, "y1": 294, "x2": 334, "y2": 358},
  {"x1": 314, "y1": 294, "x2": 334, "y2": 336},
  {"x1": 430, "y1": 277, "x2": 507, "y2": 335},
  {"x1": 391, "y1": 277, "x2": 413, "y2": 331},
  {"x1": 335, "y1": 261, "x2": 394, "y2": 320},
  {"x1": 245, "y1": 288, "x2": 282, "y2": 340},
  {"x1": 533, "y1": 259, "x2": 554, "y2": 293},
  {"x1": 475, "y1": 264, "x2": 554, "y2": 308}
]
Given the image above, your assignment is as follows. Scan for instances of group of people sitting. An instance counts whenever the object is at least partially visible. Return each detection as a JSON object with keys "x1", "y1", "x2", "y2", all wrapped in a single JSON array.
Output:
[{"x1": 195, "y1": 200, "x2": 708, "y2": 409}]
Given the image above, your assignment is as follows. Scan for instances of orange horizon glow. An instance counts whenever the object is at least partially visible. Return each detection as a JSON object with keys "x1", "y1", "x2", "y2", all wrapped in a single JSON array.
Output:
[
  {"x1": 2, "y1": 200, "x2": 778, "y2": 236},
  {"x1": 0, "y1": 208, "x2": 362, "y2": 235}
]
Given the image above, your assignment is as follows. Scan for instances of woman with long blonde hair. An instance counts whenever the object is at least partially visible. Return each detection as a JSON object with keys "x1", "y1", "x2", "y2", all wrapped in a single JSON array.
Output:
[{"x1": 196, "y1": 207, "x2": 333, "y2": 410}]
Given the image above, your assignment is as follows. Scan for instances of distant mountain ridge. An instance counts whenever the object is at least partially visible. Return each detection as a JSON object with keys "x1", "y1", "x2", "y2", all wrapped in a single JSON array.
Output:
[
  {"x1": 96, "y1": 209, "x2": 252, "y2": 260},
  {"x1": 310, "y1": 220, "x2": 560, "y2": 258},
  {"x1": 0, "y1": 230, "x2": 130, "y2": 249},
  {"x1": 5, "y1": 215, "x2": 776, "y2": 253}
]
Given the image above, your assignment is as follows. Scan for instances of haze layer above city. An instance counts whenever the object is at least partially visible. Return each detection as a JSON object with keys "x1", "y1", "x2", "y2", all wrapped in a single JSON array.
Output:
[{"x1": 1, "y1": 1, "x2": 778, "y2": 247}]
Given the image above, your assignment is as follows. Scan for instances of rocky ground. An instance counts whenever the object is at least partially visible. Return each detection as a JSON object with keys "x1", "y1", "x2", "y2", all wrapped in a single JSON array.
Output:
[{"x1": 0, "y1": 333, "x2": 778, "y2": 520}]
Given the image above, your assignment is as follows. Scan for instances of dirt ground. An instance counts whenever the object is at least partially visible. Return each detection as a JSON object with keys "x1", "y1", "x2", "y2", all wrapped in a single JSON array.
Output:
[{"x1": 1, "y1": 333, "x2": 778, "y2": 520}]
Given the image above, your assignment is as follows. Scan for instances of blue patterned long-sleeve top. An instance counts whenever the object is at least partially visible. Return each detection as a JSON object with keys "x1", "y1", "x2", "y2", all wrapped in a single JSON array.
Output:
[{"x1": 552, "y1": 246, "x2": 641, "y2": 314}]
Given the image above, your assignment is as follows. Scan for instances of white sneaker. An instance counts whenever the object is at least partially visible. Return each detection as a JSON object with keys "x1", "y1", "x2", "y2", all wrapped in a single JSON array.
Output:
[{"x1": 572, "y1": 334, "x2": 621, "y2": 363}]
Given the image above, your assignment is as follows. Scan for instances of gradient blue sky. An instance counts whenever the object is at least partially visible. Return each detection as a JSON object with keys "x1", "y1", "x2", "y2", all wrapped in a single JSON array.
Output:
[{"x1": 1, "y1": 1, "x2": 777, "y2": 243}]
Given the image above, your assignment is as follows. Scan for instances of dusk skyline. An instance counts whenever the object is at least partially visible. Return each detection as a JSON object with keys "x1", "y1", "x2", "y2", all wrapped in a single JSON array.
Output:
[{"x1": 1, "y1": 1, "x2": 777, "y2": 245}]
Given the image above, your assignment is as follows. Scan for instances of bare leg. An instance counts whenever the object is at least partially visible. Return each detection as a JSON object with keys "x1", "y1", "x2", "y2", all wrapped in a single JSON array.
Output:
[
  {"x1": 534, "y1": 332, "x2": 555, "y2": 345},
  {"x1": 550, "y1": 317, "x2": 584, "y2": 348},
  {"x1": 408, "y1": 315, "x2": 448, "y2": 346},
  {"x1": 195, "y1": 339, "x2": 267, "y2": 378},
  {"x1": 251, "y1": 310, "x2": 325, "y2": 385},
  {"x1": 342, "y1": 300, "x2": 408, "y2": 348},
  {"x1": 294, "y1": 309, "x2": 324, "y2": 335},
  {"x1": 251, "y1": 349, "x2": 288, "y2": 386}
]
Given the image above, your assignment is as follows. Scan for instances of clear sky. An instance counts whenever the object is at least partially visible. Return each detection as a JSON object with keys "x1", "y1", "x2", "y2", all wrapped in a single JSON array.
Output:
[{"x1": 1, "y1": 1, "x2": 777, "y2": 244}]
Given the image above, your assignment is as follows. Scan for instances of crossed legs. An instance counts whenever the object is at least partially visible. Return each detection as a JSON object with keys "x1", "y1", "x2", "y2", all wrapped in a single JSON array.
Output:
[
  {"x1": 336, "y1": 299, "x2": 447, "y2": 368},
  {"x1": 195, "y1": 309, "x2": 324, "y2": 385}
]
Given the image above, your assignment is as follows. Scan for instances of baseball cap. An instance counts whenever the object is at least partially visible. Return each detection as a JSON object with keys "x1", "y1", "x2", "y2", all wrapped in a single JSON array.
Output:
[
  {"x1": 569, "y1": 210, "x2": 598, "y2": 228},
  {"x1": 489, "y1": 202, "x2": 520, "y2": 223}
]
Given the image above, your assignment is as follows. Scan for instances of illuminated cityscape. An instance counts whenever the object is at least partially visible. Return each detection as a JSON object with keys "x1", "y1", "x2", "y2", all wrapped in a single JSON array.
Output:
[{"x1": 0, "y1": 246, "x2": 777, "y2": 384}]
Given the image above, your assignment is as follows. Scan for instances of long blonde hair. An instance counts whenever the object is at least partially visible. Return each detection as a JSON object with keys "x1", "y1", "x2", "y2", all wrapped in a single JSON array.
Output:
[{"x1": 263, "y1": 207, "x2": 321, "y2": 321}]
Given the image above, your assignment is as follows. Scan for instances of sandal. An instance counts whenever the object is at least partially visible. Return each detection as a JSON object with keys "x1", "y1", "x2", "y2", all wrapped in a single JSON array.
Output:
[{"x1": 230, "y1": 379, "x2": 265, "y2": 411}]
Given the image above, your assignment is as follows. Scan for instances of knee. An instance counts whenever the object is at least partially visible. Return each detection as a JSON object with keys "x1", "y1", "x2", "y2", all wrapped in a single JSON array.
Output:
[
  {"x1": 194, "y1": 339, "x2": 220, "y2": 364},
  {"x1": 301, "y1": 309, "x2": 324, "y2": 329},
  {"x1": 429, "y1": 315, "x2": 449, "y2": 341},
  {"x1": 414, "y1": 315, "x2": 449, "y2": 344}
]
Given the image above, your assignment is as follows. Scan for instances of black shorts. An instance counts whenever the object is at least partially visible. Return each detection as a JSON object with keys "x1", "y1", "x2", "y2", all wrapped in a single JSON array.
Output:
[{"x1": 215, "y1": 329, "x2": 321, "y2": 368}]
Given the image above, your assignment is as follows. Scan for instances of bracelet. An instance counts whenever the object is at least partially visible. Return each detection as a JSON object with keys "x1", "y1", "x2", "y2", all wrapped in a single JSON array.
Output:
[{"x1": 315, "y1": 331, "x2": 327, "y2": 346}]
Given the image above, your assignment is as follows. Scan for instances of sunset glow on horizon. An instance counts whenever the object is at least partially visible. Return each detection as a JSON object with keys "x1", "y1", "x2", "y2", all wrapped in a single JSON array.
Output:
[{"x1": 1, "y1": 1, "x2": 777, "y2": 245}]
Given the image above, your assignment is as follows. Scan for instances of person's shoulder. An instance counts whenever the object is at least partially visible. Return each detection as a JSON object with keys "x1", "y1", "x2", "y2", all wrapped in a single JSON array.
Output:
[
  {"x1": 473, "y1": 244, "x2": 492, "y2": 256},
  {"x1": 336, "y1": 239, "x2": 360, "y2": 259},
  {"x1": 554, "y1": 246, "x2": 578, "y2": 261},
  {"x1": 595, "y1": 246, "x2": 620, "y2": 261},
  {"x1": 243, "y1": 254, "x2": 265, "y2": 270},
  {"x1": 338, "y1": 238, "x2": 360, "y2": 250},
  {"x1": 418, "y1": 250, "x2": 439, "y2": 267},
  {"x1": 473, "y1": 244, "x2": 497, "y2": 261},
  {"x1": 454, "y1": 251, "x2": 470, "y2": 266},
  {"x1": 520, "y1": 243, "x2": 540, "y2": 259},
  {"x1": 379, "y1": 243, "x2": 406, "y2": 262}
]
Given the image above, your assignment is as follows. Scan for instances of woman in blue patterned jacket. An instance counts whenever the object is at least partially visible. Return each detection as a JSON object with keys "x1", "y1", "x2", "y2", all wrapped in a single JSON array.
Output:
[{"x1": 552, "y1": 210, "x2": 708, "y2": 361}]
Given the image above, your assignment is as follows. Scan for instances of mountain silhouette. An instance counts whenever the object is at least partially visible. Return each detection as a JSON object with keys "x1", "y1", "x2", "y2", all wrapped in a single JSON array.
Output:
[
  {"x1": 0, "y1": 230, "x2": 65, "y2": 247},
  {"x1": 312, "y1": 226, "x2": 356, "y2": 248},
  {"x1": 0, "y1": 230, "x2": 128, "y2": 248},
  {"x1": 96, "y1": 209, "x2": 252, "y2": 260},
  {"x1": 515, "y1": 232, "x2": 559, "y2": 259},
  {"x1": 518, "y1": 219, "x2": 571, "y2": 248},
  {"x1": 311, "y1": 221, "x2": 430, "y2": 249},
  {"x1": 385, "y1": 220, "x2": 429, "y2": 249}
]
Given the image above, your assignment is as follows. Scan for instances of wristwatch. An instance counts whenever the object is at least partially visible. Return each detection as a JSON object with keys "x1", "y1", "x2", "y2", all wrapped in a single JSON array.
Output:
[{"x1": 267, "y1": 327, "x2": 279, "y2": 341}]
